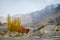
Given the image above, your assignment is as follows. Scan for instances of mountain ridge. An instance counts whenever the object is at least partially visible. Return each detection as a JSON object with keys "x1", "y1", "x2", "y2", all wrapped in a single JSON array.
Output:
[{"x1": 12, "y1": 4, "x2": 60, "y2": 29}]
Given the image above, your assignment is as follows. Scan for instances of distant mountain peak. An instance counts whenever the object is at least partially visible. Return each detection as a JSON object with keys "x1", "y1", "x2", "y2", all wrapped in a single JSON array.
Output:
[{"x1": 55, "y1": 4, "x2": 60, "y2": 12}]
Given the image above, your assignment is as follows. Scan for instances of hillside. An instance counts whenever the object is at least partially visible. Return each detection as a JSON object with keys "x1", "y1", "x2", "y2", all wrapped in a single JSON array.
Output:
[{"x1": 13, "y1": 4, "x2": 60, "y2": 29}]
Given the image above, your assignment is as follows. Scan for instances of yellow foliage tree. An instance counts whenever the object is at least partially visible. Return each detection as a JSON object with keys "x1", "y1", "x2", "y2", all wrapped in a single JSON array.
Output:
[
  {"x1": 7, "y1": 15, "x2": 12, "y2": 31},
  {"x1": 11, "y1": 17, "x2": 17, "y2": 31},
  {"x1": 16, "y1": 17, "x2": 21, "y2": 28},
  {"x1": 7, "y1": 15, "x2": 22, "y2": 32}
]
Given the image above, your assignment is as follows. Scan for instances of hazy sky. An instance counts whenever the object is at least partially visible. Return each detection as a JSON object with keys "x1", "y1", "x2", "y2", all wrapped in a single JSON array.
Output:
[{"x1": 0, "y1": 0, "x2": 60, "y2": 17}]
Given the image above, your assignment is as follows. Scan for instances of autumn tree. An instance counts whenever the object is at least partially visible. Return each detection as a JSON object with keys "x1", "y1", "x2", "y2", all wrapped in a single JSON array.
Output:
[
  {"x1": 17, "y1": 17, "x2": 21, "y2": 28},
  {"x1": 7, "y1": 15, "x2": 29, "y2": 33},
  {"x1": 10, "y1": 18, "x2": 16, "y2": 31},
  {"x1": 7, "y1": 15, "x2": 12, "y2": 31}
]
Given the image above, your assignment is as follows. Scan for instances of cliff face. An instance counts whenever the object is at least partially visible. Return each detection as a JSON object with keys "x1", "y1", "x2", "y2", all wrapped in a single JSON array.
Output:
[{"x1": 13, "y1": 4, "x2": 60, "y2": 29}]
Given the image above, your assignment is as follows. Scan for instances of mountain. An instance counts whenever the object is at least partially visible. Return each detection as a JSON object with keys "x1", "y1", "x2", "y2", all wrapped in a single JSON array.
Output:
[
  {"x1": 0, "y1": 16, "x2": 7, "y2": 23},
  {"x1": 31, "y1": 4, "x2": 60, "y2": 25},
  {"x1": 13, "y1": 4, "x2": 60, "y2": 29}
]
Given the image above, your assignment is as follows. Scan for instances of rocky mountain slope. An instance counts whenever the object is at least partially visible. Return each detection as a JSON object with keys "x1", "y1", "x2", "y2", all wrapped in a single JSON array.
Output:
[{"x1": 13, "y1": 4, "x2": 60, "y2": 29}]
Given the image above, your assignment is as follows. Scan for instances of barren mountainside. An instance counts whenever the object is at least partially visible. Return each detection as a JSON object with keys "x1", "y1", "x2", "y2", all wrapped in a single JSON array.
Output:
[{"x1": 13, "y1": 4, "x2": 60, "y2": 29}]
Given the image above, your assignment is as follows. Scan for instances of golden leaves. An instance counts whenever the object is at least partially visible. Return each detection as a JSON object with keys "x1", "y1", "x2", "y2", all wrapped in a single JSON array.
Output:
[{"x1": 7, "y1": 15, "x2": 21, "y2": 32}]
